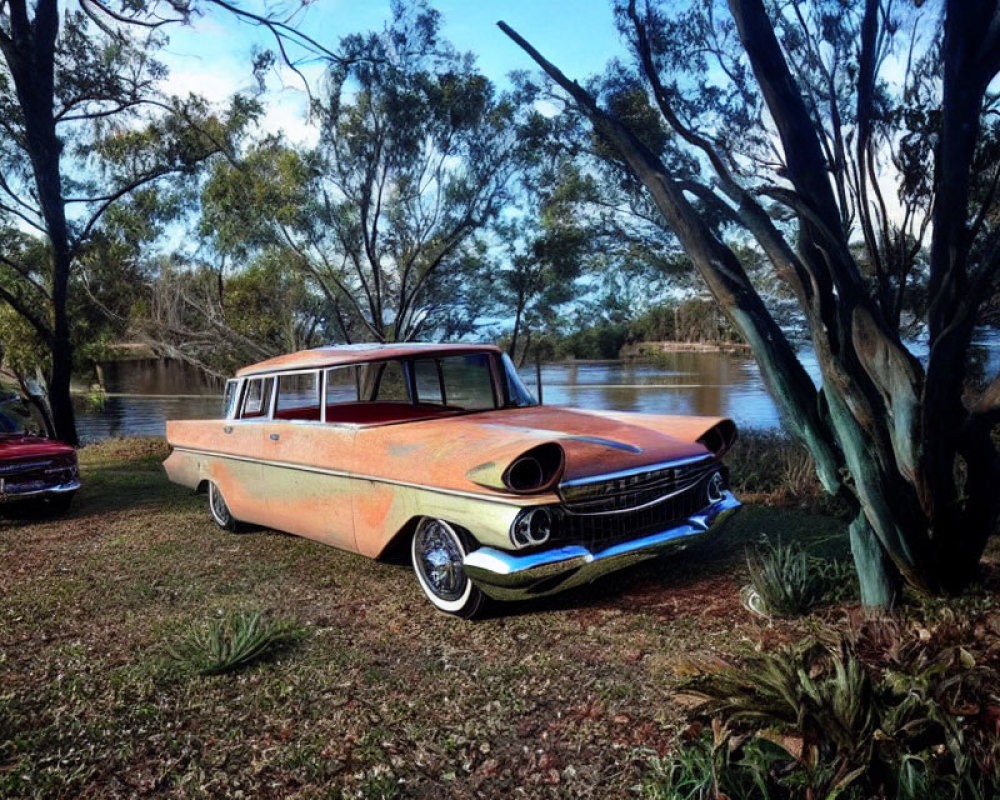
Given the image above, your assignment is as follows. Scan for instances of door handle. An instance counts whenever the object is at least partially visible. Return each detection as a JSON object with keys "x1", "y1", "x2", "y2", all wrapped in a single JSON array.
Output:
[
  {"x1": 270, "y1": 433, "x2": 280, "y2": 441},
  {"x1": 223, "y1": 426, "x2": 233, "y2": 434}
]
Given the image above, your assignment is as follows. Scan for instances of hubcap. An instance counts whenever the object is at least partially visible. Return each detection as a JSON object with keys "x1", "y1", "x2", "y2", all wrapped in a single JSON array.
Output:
[
  {"x1": 210, "y1": 484, "x2": 229, "y2": 523},
  {"x1": 415, "y1": 520, "x2": 466, "y2": 602}
]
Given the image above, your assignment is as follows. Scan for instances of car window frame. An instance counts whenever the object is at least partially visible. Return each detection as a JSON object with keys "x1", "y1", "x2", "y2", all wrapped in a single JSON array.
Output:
[
  {"x1": 238, "y1": 375, "x2": 276, "y2": 420},
  {"x1": 231, "y1": 349, "x2": 514, "y2": 426},
  {"x1": 273, "y1": 369, "x2": 322, "y2": 421}
]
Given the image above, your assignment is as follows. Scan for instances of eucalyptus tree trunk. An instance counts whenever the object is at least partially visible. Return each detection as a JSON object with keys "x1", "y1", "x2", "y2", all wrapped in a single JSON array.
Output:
[
  {"x1": 1, "y1": 0, "x2": 79, "y2": 445},
  {"x1": 500, "y1": 0, "x2": 1000, "y2": 606}
]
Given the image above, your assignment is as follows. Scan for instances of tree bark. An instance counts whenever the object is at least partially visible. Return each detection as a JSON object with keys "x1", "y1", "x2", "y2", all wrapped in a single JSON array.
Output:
[
  {"x1": 2, "y1": 0, "x2": 79, "y2": 444},
  {"x1": 849, "y1": 513, "x2": 900, "y2": 609}
]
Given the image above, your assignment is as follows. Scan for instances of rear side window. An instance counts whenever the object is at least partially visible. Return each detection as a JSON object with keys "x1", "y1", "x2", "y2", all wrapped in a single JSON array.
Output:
[
  {"x1": 240, "y1": 377, "x2": 274, "y2": 419},
  {"x1": 361, "y1": 361, "x2": 409, "y2": 402},
  {"x1": 413, "y1": 359, "x2": 445, "y2": 405},
  {"x1": 275, "y1": 372, "x2": 320, "y2": 420},
  {"x1": 325, "y1": 366, "x2": 360, "y2": 405}
]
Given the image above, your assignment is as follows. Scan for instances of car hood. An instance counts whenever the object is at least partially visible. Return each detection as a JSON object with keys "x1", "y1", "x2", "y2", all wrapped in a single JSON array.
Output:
[
  {"x1": 359, "y1": 405, "x2": 730, "y2": 494},
  {"x1": 462, "y1": 406, "x2": 713, "y2": 479},
  {"x1": 0, "y1": 433, "x2": 76, "y2": 462}
]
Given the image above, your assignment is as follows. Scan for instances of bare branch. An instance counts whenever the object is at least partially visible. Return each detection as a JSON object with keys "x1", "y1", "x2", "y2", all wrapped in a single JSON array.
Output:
[
  {"x1": 200, "y1": 0, "x2": 344, "y2": 86},
  {"x1": 80, "y1": 0, "x2": 181, "y2": 29},
  {"x1": 0, "y1": 199, "x2": 46, "y2": 234}
]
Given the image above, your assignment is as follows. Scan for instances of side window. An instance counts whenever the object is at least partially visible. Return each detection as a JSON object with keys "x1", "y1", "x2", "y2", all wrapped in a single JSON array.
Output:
[
  {"x1": 440, "y1": 354, "x2": 496, "y2": 410},
  {"x1": 413, "y1": 359, "x2": 444, "y2": 405},
  {"x1": 222, "y1": 379, "x2": 239, "y2": 418},
  {"x1": 240, "y1": 376, "x2": 274, "y2": 419},
  {"x1": 325, "y1": 366, "x2": 360, "y2": 405},
  {"x1": 363, "y1": 361, "x2": 409, "y2": 402},
  {"x1": 275, "y1": 372, "x2": 320, "y2": 420}
]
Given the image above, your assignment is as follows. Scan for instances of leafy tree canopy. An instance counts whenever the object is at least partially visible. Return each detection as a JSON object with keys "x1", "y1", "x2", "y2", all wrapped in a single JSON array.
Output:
[{"x1": 502, "y1": 0, "x2": 1000, "y2": 605}]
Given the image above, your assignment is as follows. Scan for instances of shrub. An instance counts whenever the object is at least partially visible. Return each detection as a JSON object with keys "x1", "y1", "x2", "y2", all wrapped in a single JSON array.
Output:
[
  {"x1": 640, "y1": 723, "x2": 787, "y2": 800},
  {"x1": 169, "y1": 608, "x2": 305, "y2": 675},
  {"x1": 741, "y1": 536, "x2": 853, "y2": 617},
  {"x1": 725, "y1": 431, "x2": 826, "y2": 508},
  {"x1": 668, "y1": 623, "x2": 1000, "y2": 800}
]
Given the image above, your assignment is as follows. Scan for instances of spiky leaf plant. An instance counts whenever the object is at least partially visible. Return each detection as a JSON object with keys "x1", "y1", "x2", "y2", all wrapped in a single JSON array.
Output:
[
  {"x1": 682, "y1": 642, "x2": 878, "y2": 797},
  {"x1": 742, "y1": 536, "x2": 837, "y2": 617},
  {"x1": 640, "y1": 726, "x2": 786, "y2": 800},
  {"x1": 169, "y1": 609, "x2": 305, "y2": 675}
]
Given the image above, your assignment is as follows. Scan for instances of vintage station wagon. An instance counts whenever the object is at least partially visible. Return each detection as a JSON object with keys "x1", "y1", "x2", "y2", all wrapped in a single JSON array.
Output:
[{"x1": 164, "y1": 343, "x2": 740, "y2": 617}]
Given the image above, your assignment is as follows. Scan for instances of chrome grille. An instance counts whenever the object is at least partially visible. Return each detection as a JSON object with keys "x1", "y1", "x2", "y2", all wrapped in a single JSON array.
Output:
[
  {"x1": 0, "y1": 460, "x2": 53, "y2": 477},
  {"x1": 554, "y1": 474, "x2": 713, "y2": 552},
  {"x1": 558, "y1": 457, "x2": 717, "y2": 514}
]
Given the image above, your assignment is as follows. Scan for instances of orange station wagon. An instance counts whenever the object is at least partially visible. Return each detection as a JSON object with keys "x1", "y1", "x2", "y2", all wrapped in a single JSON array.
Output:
[{"x1": 164, "y1": 343, "x2": 740, "y2": 617}]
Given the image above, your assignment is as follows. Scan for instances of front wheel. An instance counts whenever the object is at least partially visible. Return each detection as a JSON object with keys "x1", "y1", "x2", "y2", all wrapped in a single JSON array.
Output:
[
  {"x1": 208, "y1": 481, "x2": 239, "y2": 532},
  {"x1": 411, "y1": 518, "x2": 486, "y2": 618}
]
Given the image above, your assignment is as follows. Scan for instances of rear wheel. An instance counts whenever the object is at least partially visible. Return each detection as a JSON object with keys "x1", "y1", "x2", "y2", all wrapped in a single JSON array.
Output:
[
  {"x1": 208, "y1": 481, "x2": 239, "y2": 532},
  {"x1": 411, "y1": 518, "x2": 486, "y2": 618}
]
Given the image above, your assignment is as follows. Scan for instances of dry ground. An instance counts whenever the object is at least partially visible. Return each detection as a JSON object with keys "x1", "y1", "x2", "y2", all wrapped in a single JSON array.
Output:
[{"x1": 1, "y1": 438, "x2": 850, "y2": 799}]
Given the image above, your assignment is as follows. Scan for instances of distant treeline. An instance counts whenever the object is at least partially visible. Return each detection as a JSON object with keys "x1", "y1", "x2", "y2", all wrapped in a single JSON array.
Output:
[{"x1": 511, "y1": 298, "x2": 744, "y2": 361}]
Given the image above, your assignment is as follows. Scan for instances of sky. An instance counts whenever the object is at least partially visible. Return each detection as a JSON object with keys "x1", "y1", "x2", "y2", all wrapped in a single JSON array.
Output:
[{"x1": 160, "y1": 0, "x2": 627, "y2": 142}]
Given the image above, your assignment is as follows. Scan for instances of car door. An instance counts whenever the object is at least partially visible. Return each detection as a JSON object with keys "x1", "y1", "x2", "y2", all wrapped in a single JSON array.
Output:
[
  {"x1": 256, "y1": 369, "x2": 359, "y2": 551},
  {"x1": 210, "y1": 375, "x2": 273, "y2": 524}
]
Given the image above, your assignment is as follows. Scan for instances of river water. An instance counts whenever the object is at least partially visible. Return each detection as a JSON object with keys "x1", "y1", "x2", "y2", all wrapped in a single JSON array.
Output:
[{"x1": 73, "y1": 349, "x2": 795, "y2": 442}]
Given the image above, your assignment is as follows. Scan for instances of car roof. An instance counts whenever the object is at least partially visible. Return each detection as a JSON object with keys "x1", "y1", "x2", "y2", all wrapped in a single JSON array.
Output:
[{"x1": 235, "y1": 342, "x2": 503, "y2": 377}]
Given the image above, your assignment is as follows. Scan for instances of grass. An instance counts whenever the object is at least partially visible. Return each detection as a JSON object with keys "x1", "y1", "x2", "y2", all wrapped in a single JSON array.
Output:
[{"x1": 0, "y1": 433, "x2": 959, "y2": 798}]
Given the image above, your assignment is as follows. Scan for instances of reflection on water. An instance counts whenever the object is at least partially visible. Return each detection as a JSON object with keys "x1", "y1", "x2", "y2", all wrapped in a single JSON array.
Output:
[
  {"x1": 76, "y1": 350, "x2": 798, "y2": 442},
  {"x1": 523, "y1": 350, "x2": 804, "y2": 431},
  {"x1": 76, "y1": 395, "x2": 222, "y2": 442},
  {"x1": 99, "y1": 358, "x2": 222, "y2": 396}
]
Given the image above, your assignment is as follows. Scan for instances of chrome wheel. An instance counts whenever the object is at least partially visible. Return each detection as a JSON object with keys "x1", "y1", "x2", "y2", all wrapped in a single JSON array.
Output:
[
  {"x1": 208, "y1": 481, "x2": 238, "y2": 532},
  {"x1": 411, "y1": 518, "x2": 485, "y2": 617}
]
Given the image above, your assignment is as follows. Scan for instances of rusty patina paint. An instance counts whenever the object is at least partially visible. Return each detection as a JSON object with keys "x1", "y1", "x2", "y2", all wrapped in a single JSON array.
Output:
[
  {"x1": 236, "y1": 342, "x2": 501, "y2": 377},
  {"x1": 164, "y1": 345, "x2": 736, "y2": 561}
]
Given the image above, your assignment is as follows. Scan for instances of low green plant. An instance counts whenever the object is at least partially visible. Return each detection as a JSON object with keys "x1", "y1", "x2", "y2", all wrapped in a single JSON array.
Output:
[
  {"x1": 84, "y1": 388, "x2": 107, "y2": 412},
  {"x1": 356, "y1": 771, "x2": 403, "y2": 799},
  {"x1": 168, "y1": 609, "x2": 305, "y2": 675},
  {"x1": 640, "y1": 724, "x2": 786, "y2": 800},
  {"x1": 741, "y1": 536, "x2": 842, "y2": 616},
  {"x1": 678, "y1": 627, "x2": 1000, "y2": 800}
]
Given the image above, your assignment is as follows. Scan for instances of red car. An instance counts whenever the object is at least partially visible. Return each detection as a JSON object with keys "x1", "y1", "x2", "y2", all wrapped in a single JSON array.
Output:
[{"x1": 0, "y1": 433, "x2": 80, "y2": 514}]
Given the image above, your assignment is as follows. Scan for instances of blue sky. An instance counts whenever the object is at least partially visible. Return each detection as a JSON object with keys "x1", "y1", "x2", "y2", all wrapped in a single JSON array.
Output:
[{"x1": 161, "y1": 1, "x2": 626, "y2": 140}]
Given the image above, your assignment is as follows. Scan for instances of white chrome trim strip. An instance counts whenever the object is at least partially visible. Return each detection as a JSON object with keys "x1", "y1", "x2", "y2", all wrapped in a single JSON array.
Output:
[
  {"x1": 559, "y1": 454, "x2": 714, "y2": 488},
  {"x1": 561, "y1": 473, "x2": 716, "y2": 517},
  {"x1": 171, "y1": 445, "x2": 537, "y2": 506}
]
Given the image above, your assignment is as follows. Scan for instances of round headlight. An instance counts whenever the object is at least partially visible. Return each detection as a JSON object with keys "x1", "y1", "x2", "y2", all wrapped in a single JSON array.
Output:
[
  {"x1": 511, "y1": 507, "x2": 553, "y2": 548},
  {"x1": 706, "y1": 471, "x2": 726, "y2": 504}
]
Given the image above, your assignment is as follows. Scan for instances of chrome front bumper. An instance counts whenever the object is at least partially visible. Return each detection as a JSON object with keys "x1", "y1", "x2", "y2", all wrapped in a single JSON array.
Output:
[
  {"x1": 463, "y1": 491, "x2": 741, "y2": 601},
  {"x1": 0, "y1": 478, "x2": 81, "y2": 503}
]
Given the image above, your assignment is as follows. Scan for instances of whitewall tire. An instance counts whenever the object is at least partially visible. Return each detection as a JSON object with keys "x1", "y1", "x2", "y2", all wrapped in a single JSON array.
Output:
[
  {"x1": 208, "y1": 481, "x2": 239, "y2": 532},
  {"x1": 411, "y1": 518, "x2": 486, "y2": 618}
]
